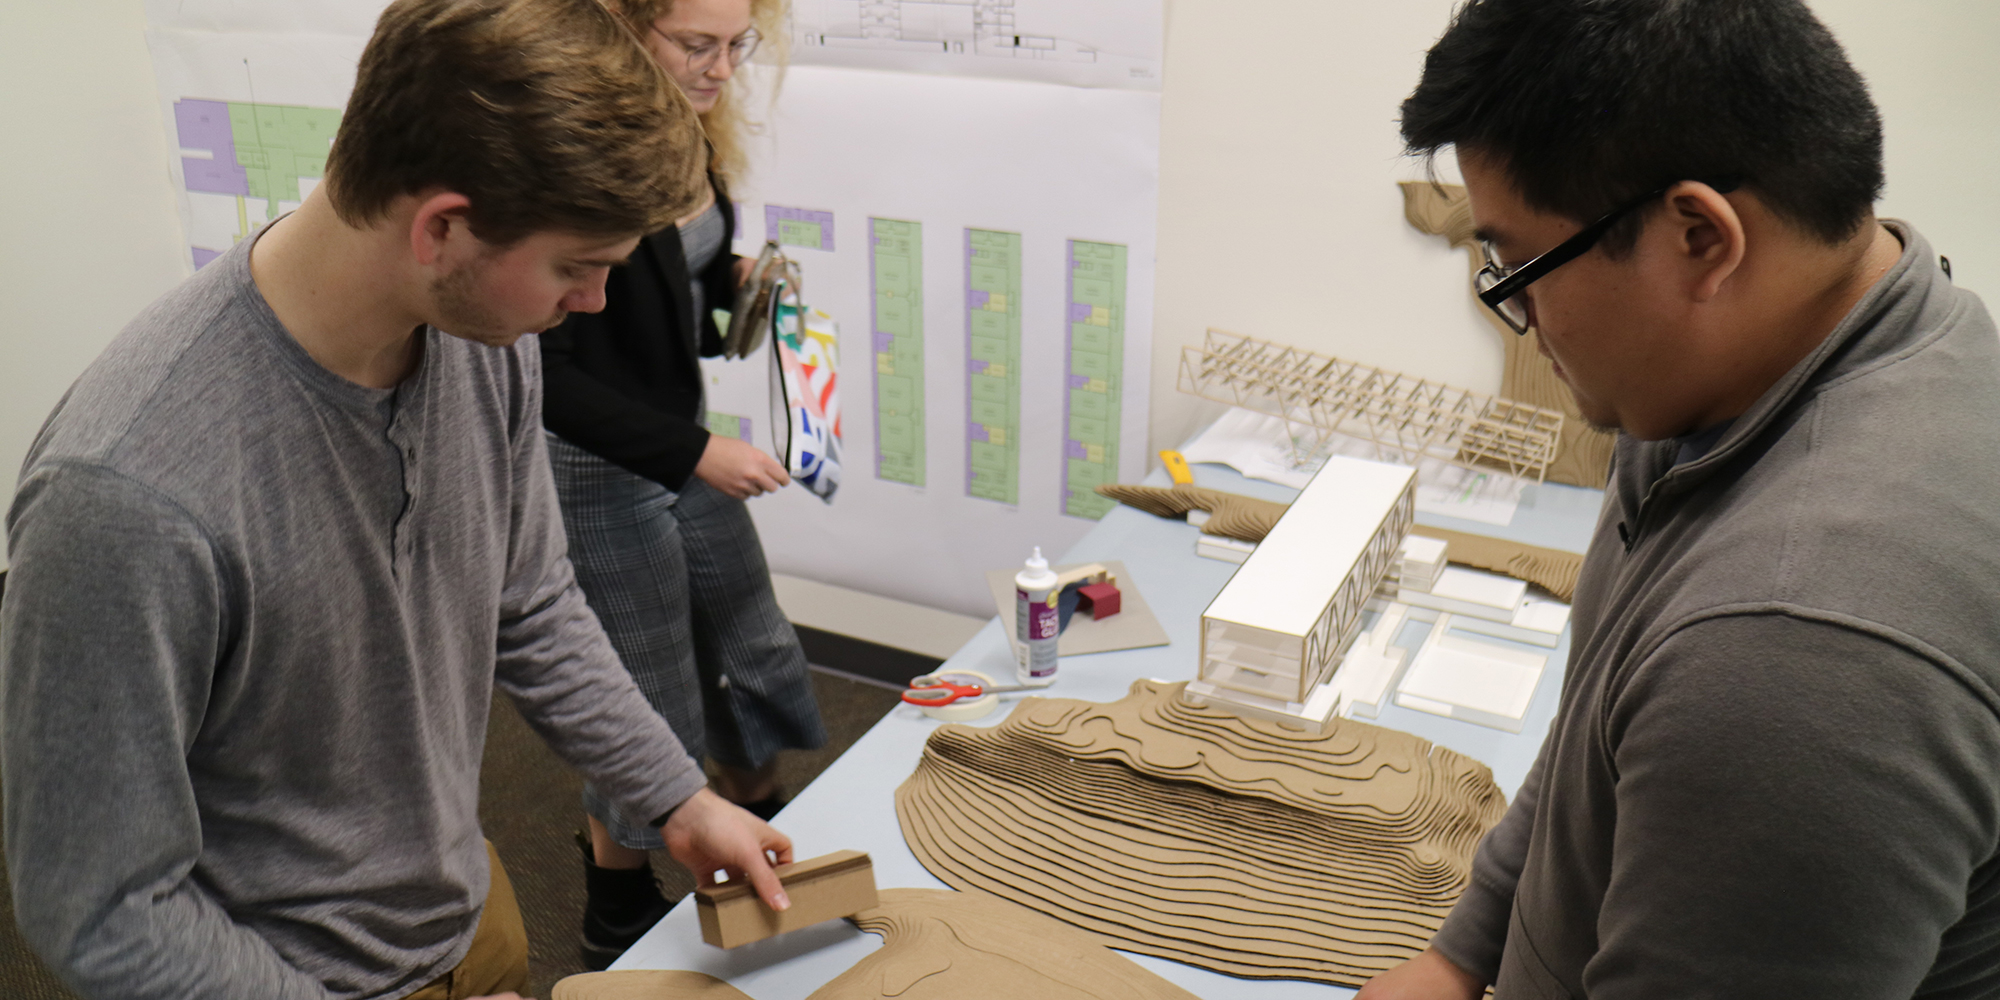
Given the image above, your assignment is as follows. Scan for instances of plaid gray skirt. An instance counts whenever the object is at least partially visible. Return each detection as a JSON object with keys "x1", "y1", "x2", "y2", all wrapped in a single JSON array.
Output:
[{"x1": 545, "y1": 433, "x2": 826, "y2": 850}]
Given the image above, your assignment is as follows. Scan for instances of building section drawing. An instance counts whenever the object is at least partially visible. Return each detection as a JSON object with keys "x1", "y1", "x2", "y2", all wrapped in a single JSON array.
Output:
[
  {"x1": 173, "y1": 98, "x2": 339, "y2": 268},
  {"x1": 766, "y1": 205, "x2": 836, "y2": 251},
  {"x1": 964, "y1": 228, "x2": 1021, "y2": 505},
  {"x1": 1062, "y1": 240, "x2": 1126, "y2": 519},
  {"x1": 870, "y1": 218, "x2": 925, "y2": 485},
  {"x1": 788, "y1": 0, "x2": 1163, "y2": 89},
  {"x1": 1179, "y1": 329, "x2": 1566, "y2": 484}
]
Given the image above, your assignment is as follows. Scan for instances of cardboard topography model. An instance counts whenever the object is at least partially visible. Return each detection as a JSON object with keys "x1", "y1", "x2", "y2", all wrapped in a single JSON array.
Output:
[
  {"x1": 553, "y1": 888, "x2": 1200, "y2": 1000},
  {"x1": 896, "y1": 680, "x2": 1508, "y2": 987},
  {"x1": 1400, "y1": 179, "x2": 1615, "y2": 489}
]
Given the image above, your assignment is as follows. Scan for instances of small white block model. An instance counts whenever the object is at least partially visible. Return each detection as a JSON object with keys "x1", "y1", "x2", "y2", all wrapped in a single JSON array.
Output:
[
  {"x1": 1394, "y1": 614, "x2": 1549, "y2": 733},
  {"x1": 1397, "y1": 535, "x2": 1449, "y2": 592},
  {"x1": 1195, "y1": 535, "x2": 1257, "y2": 564},
  {"x1": 1448, "y1": 597, "x2": 1573, "y2": 648},
  {"x1": 1329, "y1": 601, "x2": 1413, "y2": 719},
  {"x1": 1398, "y1": 565, "x2": 1528, "y2": 623},
  {"x1": 1184, "y1": 455, "x2": 1416, "y2": 730}
]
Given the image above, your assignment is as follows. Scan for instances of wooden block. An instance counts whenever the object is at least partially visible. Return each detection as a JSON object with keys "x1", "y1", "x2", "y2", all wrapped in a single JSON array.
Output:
[
  {"x1": 694, "y1": 850, "x2": 878, "y2": 949},
  {"x1": 1077, "y1": 582, "x2": 1122, "y2": 619}
]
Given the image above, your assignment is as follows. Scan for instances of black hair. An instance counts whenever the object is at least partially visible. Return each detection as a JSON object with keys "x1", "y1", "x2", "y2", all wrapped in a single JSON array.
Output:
[{"x1": 1400, "y1": 0, "x2": 1883, "y2": 252}]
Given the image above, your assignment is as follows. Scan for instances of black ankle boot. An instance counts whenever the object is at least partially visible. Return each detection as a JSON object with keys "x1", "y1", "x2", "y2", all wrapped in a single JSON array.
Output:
[{"x1": 576, "y1": 831, "x2": 674, "y2": 971}]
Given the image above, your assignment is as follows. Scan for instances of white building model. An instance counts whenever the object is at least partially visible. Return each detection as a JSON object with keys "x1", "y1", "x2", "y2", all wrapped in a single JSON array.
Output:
[
  {"x1": 1185, "y1": 455, "x2": 1415, "y2": 730},
  {"x1": 1186, "y1": 456, "x2": 1575, "y2": 734}
]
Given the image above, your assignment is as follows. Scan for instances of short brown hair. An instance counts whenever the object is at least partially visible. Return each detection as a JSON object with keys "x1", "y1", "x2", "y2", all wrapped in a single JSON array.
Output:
[{"x1": 325, "y1": 0, "x2": 706, "y2": 244}]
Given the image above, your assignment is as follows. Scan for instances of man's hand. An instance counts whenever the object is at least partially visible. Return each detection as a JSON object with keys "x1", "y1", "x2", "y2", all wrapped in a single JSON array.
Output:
[
  {"x1": 1354, "y1": 948, "x2": 1486, "y2": 1000},
  {"x1": 661, "y1": 788, "x2": 795, "y2": 912},
  {"x1": 694, "y1": 435, "x2": 788, "y2": 500}
]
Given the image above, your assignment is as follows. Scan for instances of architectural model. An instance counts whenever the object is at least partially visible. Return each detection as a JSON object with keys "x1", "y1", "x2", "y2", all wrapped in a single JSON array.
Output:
[
  {"x1": 1177, "y1": 328, "x2": 1566, "y2": 484},
  {"x1": 1400, "y1": 180, "x2": 1616, "y2": 488},
  {"x1": 896, "y1": 680, "x2": 1508, "y2": 987},
  {"x1": 554, "y1": 888, "x2": 1200, "y2": 1000},
  {"x1": 1093, "y1": 483, "x2": 1585, "y2": 601},
  {"x1": 1185, "y1": 455, "x2": 1415, "y2": 730}
]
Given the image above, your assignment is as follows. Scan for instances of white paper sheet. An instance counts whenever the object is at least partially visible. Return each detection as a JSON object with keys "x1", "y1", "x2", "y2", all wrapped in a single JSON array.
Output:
[{"x1": 788, "y1": 0, "x2": 1163, "y2": 90}]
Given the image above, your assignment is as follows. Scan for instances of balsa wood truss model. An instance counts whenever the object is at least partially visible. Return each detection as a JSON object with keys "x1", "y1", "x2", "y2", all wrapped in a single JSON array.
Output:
[
  {"x1": 552, "y1": 888, "x2": 1200, "y2": 1000},
  {"x1": 1400, "y1": 180, "x2": 1616, "y2": 488},
  {"x1": 896, "y1": 681, "x2": 1508, "y2": 988},
  {"x1": 1178, "y1": 328, "x2": 1566, "y2": 484}
]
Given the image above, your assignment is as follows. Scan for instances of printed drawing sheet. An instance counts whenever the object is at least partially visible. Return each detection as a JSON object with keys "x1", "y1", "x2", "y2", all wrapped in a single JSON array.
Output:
[
  {"x1": 707, "y1": 65, "x2": 1159, "y2": 616},
  {"x1": 144, "y1": 26, "x2": 367, "y2": 272},
  {"x1": 789, "y1": 0, "x2": 1164, "y2": 90}
]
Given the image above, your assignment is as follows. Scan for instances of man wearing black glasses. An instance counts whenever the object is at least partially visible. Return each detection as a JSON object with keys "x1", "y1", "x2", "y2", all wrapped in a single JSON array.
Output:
[{"x1": 1360, "y1": 1, "x2": 2000, "y2": 998}]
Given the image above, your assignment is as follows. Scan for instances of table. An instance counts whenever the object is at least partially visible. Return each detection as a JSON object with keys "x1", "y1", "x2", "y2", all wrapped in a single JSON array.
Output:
[{"x1": 617, "y1": 458, "x2": 1605, "y2": 999}]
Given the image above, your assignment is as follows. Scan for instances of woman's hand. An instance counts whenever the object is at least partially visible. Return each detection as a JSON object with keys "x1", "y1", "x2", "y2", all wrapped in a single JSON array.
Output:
[{"x1": 695, "y1": 435, "x2": 788, "y2": 499}]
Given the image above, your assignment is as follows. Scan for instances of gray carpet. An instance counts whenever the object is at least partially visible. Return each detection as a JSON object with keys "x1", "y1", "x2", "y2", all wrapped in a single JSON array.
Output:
[{"x1": 0, "y1": 667, "x2": 903, "y2": 1000}]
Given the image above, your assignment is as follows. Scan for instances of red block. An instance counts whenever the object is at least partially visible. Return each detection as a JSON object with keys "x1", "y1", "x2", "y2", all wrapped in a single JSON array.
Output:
[{"x1": 1077, "y1": 583, "x2": 1122, "y2": 620}]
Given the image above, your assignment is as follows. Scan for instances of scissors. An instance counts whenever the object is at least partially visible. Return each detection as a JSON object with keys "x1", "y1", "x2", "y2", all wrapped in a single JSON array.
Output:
[{"x1": 901, "y1": 673, "x2": 1040, "y2": 707}]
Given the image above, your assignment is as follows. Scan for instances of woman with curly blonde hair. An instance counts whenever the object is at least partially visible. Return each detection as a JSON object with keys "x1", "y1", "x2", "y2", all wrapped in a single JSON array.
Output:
[{"x1": 537, "y1": 0, "x2": 827, "y2": 970}]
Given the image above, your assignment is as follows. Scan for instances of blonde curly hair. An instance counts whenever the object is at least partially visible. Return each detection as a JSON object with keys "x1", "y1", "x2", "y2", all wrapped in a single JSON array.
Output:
[{"x1": 611, "y1": 0, "x2": 789, "y2": 187}]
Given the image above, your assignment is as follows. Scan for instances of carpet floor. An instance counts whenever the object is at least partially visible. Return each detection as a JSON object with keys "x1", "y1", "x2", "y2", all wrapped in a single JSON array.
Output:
[{"x1": 0, "y1": 667, "x2": 903, "y2": 999}]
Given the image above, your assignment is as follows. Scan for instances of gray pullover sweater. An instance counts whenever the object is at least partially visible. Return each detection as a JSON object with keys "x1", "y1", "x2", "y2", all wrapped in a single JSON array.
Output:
[
  {"x1": 1430, "y1": 223, "x2": 2000, "y2": 997},
  {"x1": 1, "y1": 234, "x2": 708, "y2": 999}
]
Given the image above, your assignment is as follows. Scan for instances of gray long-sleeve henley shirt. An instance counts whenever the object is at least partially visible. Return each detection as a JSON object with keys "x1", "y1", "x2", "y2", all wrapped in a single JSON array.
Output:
[{"x1": 1, "y1": 233, "x2": 708, "y2": 999}]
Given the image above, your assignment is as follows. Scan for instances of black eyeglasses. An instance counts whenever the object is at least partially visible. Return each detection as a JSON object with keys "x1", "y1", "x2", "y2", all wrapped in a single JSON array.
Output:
[{"x1": 1476, "y1": 176, "x2": 1742, "y2": 335}]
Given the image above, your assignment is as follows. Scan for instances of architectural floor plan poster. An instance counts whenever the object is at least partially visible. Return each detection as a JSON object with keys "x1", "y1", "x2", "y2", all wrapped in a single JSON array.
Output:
[
  {"x1": 144, "y1": 25, "x2": 368, "y2": 272},
  {"x1": 704, "y1": 65, "x2": 1158, "y2": 615},
  {"x1": 789, "y1": 0, "x2": 1163, "y2": 90}
]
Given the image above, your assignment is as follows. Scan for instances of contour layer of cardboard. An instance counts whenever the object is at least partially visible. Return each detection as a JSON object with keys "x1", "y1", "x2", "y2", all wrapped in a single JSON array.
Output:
[
  {"x1": 551, "y1": 888, "x2": 1200, "y2": 1000},
  {"x1": 896, "y1": 680, "x2": 1508, "y2": 987},
  {"x1": 1093, "y1": 483, "x2": 1289, "y2": 543}
]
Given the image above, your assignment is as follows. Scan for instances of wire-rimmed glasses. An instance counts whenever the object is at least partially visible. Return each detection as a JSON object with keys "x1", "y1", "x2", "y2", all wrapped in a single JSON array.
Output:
[{"x1": 653, "y1": 26, "x2": 761, "y2": 74}]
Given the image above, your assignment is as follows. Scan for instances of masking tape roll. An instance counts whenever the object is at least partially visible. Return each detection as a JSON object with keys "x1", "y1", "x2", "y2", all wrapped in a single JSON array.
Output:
[{"x1": 919, "y1": 670, "x2": 1000, "y2": 722}]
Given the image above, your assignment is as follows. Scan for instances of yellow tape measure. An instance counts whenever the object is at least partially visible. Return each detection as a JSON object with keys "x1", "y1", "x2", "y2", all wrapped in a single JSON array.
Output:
[{"x1": 1159, "y1": 449, "x2": 1193, "y2": 485}]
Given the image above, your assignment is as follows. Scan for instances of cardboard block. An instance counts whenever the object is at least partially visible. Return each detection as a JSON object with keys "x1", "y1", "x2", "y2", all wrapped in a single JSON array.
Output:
[{"x1": 695, "y1": 850, "x2": 877, "y2": 949}]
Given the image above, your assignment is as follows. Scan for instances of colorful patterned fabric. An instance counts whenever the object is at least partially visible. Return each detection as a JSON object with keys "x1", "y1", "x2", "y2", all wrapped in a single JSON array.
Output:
[{"x1": 770, "y1": 302, "x2": 843, "y2": 501}]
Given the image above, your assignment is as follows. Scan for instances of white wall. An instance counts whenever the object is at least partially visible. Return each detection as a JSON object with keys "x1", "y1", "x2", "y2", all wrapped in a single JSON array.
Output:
[
  {"x1": 1, "y1": 0, "x2": 1993, "y2": 574},
  {"x1": 0, "y1": 1, "x2": 188, "y2": 570},
  {"x1": 1148, "y1": 0, "x2": 2000, "y2": 458}
]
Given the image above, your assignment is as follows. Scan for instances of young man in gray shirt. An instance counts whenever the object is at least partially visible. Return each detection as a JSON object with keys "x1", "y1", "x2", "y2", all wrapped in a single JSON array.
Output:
[
  {"x1": 1, "y1": 0, "x2": 795, "y2": 997},
  {"x1": 1361, "y1": 1, "x2": 2000, "y2": 998}
]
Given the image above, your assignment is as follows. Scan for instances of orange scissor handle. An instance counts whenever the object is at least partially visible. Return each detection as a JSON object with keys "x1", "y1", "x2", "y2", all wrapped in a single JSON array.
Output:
[{"x1": 902, "y1": 679, "x2": 985, "y2": 706}]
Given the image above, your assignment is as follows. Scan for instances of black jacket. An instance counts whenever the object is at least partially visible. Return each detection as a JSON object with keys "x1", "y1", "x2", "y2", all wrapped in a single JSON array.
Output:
[{"x1": 540, "y1": 179, "x2": 740, "y2": 490}]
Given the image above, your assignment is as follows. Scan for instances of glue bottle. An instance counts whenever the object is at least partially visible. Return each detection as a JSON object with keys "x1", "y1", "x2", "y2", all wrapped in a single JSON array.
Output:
[{"x1": 1014, "y1": 547, "x2": 1060, "y2": 683}]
